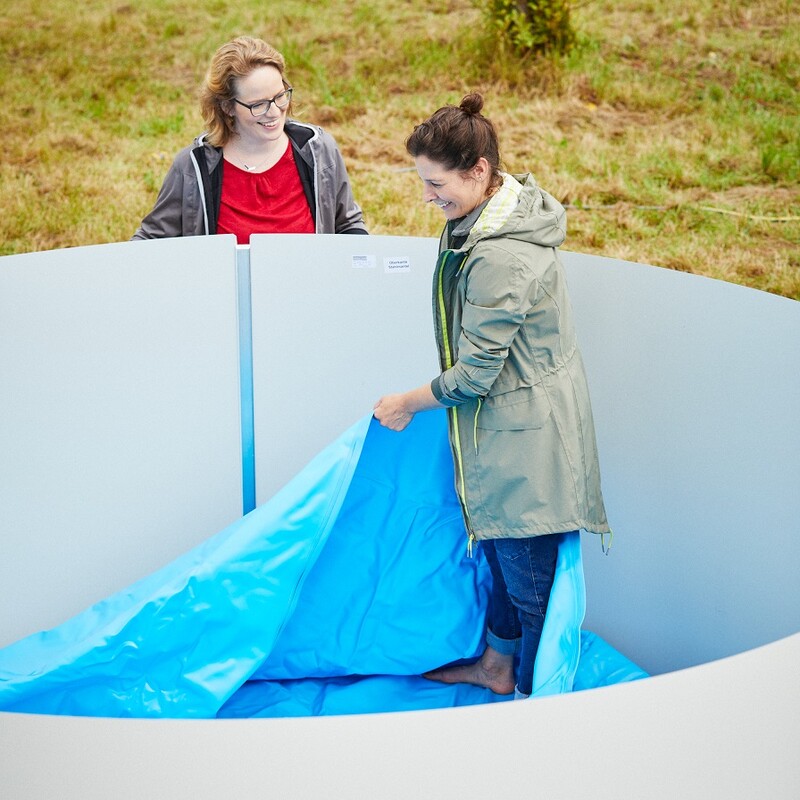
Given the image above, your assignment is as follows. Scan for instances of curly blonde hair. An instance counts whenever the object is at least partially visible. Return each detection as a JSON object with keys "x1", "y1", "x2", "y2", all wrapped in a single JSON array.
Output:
[{"x1": 200, "y1": 36, "x2": 291, "y2": 147}]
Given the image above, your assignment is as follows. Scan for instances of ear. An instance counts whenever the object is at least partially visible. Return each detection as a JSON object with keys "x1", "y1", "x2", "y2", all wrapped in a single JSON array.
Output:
[{"x1": 470, "y1": 157, "x2": 491, "y2": 183}]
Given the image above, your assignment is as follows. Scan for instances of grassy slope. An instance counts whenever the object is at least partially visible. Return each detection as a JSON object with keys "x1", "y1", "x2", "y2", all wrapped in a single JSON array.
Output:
[{"x1": 1, "y1": 0, "x2": 798, "y2": 297}]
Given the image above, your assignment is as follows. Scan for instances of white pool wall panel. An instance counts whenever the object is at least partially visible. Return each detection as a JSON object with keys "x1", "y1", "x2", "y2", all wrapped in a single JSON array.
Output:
[
  {"x1": 1, "y1": 235, "x2": 798, "y2": 798},
  {"x1": 249, "y1": 234, "x2": 440, "y2": 503},
  {"x1": 1, "y1": 633, "x2": 798, "y2": 799},
  {"x1": 565, "y1": 252, "x2": 800, "y2": 674},
  {"x1": 0, "y1": 236, "x2": 244, "y2": 648}
]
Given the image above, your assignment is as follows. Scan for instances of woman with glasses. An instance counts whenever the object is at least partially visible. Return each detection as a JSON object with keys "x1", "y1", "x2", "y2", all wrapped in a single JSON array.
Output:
[
  {"x1": 373, "y1": 93, "x2": 609, "y2": 699},
  {"x1": 134, "y1": 36, "x2": 367, "y2": 241}
]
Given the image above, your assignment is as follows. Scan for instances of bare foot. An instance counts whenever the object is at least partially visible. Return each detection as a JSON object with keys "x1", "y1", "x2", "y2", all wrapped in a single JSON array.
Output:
[{"x1": 423, "y1": 646, "x2": 515, "y2": 695}]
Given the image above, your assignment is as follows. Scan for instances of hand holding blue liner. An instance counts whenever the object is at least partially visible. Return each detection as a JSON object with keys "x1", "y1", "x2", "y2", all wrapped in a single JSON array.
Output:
[{"x1": 0, "y1": 411, "x2": 645, "y2": 718}]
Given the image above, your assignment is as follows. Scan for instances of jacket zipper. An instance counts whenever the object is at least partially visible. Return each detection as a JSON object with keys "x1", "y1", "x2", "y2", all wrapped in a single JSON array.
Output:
[
  {"x1": 189, "y1": 148, "x2": 210, "y2": 235},
  {"x1": 436, "y1": 250, "x2": 477, "y2": 557}
]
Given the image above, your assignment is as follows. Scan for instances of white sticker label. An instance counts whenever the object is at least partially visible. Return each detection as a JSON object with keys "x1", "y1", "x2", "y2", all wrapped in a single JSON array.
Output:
[
  {"x1": 384, "y1": 256, "x2": 411, "y2": 274},
  {"x1": 352, "y1": 254, "x2": 376, "y2": 269}
]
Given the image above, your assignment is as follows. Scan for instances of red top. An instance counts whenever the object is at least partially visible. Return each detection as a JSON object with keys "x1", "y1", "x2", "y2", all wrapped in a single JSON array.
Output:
[{"x1": 217, "y1": 143, "x2": 315, "y2": 243}]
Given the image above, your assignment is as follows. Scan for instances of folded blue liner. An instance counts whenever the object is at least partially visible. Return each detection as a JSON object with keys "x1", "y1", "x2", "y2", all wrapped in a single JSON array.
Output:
[{"x1": 0, "y1": 410, "x2": 646, "y2": 718}]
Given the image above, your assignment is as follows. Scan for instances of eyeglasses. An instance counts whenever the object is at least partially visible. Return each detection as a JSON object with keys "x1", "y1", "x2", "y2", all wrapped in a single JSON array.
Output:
[{"x1": 232, "y1": 87, "x2": 293, "y2": 117}]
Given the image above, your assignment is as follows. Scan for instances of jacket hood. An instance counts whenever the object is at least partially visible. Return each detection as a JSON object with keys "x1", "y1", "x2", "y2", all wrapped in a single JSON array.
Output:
[{"x1": 463, "y1": 173, "x2": 567, "y2": 251}]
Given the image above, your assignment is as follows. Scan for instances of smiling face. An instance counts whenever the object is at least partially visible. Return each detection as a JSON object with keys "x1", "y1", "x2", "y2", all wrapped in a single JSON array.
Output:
[
  {"x1": 414, "y1": 154, "x2": 492, "y2": 221},
  {"x1": 230, "y1": 65, "x2": 289, "y2": 147}
]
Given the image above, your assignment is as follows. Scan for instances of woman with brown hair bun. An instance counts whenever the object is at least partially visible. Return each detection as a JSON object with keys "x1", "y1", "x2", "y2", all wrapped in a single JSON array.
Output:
[{"x1": 374, "y1": 93, "x2": 609, "y2": 699}]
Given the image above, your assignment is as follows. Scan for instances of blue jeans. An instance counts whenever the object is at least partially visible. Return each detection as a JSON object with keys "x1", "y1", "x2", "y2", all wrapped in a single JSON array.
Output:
[{"x1": 481, "y1": 533, "x2": 566, "y2": 696}]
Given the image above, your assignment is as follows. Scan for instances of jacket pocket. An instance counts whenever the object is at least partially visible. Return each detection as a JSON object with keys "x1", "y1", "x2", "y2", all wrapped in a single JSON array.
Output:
[{"x1": 477, "y1": 386, "x2": 551, "y2": 431}]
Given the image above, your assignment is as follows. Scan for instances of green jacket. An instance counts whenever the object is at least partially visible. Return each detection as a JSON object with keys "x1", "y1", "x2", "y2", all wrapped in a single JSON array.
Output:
[{"x1": 430, "y1": 173, "x2": 609, "y2": 543}]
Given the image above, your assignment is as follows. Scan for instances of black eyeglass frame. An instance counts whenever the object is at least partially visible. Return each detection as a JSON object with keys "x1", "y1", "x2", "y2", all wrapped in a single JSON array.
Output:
[{"x1": 232, "y1": 86, "x2": 293, "y2": 117}]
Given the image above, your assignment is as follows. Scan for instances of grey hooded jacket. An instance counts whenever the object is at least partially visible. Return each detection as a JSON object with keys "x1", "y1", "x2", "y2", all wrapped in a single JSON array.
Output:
[
  {"x1": 133, "y1": 120, "x2": 367, "y2": 239},
  {"x1": 430, "y1": 173, "x2": 609, "y2": 542}
]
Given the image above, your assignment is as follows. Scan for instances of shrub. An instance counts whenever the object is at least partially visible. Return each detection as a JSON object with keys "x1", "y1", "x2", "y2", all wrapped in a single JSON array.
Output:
[{"x1": 480, "y1": 0, "x2": 577, "y2": 57}]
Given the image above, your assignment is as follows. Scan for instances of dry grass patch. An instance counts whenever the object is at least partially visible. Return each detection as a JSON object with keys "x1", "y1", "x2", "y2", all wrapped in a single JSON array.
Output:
[{"x1": 1, "y1": 0, "x2": 798, "y2": 298}]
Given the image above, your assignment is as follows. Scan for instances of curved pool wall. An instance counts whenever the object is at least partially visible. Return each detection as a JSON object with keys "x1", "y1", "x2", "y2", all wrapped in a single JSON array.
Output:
[{"x1": 1, "y1": 235, "x2": 798, "y2": 797}]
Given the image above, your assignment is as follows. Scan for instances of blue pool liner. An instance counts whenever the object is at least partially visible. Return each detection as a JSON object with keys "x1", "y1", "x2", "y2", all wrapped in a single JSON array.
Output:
[{"x1": 0, "y1": 410, "x2": 646, "y2": 718}]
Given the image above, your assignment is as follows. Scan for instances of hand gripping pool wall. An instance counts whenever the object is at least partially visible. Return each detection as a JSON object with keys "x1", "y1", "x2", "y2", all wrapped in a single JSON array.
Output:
[{"x1": 0, "y1": 235, "x2": 798, "y2": 798}]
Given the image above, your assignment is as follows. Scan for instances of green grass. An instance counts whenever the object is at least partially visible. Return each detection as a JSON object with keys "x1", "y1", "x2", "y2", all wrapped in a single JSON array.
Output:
[{"x1": 1, "y1": 0, "x2": 798, "y2": 298}]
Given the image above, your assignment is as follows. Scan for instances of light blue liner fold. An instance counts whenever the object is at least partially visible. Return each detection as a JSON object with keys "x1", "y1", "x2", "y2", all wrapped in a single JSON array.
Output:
[{"x1": 0, "y1": 410, "x2": 644, "y2": 718}]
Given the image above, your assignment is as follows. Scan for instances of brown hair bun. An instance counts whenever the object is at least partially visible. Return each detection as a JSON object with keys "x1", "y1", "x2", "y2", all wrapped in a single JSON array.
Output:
[{"x1": 459, "y1": 93, "x2": 484, "y2": 116}]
